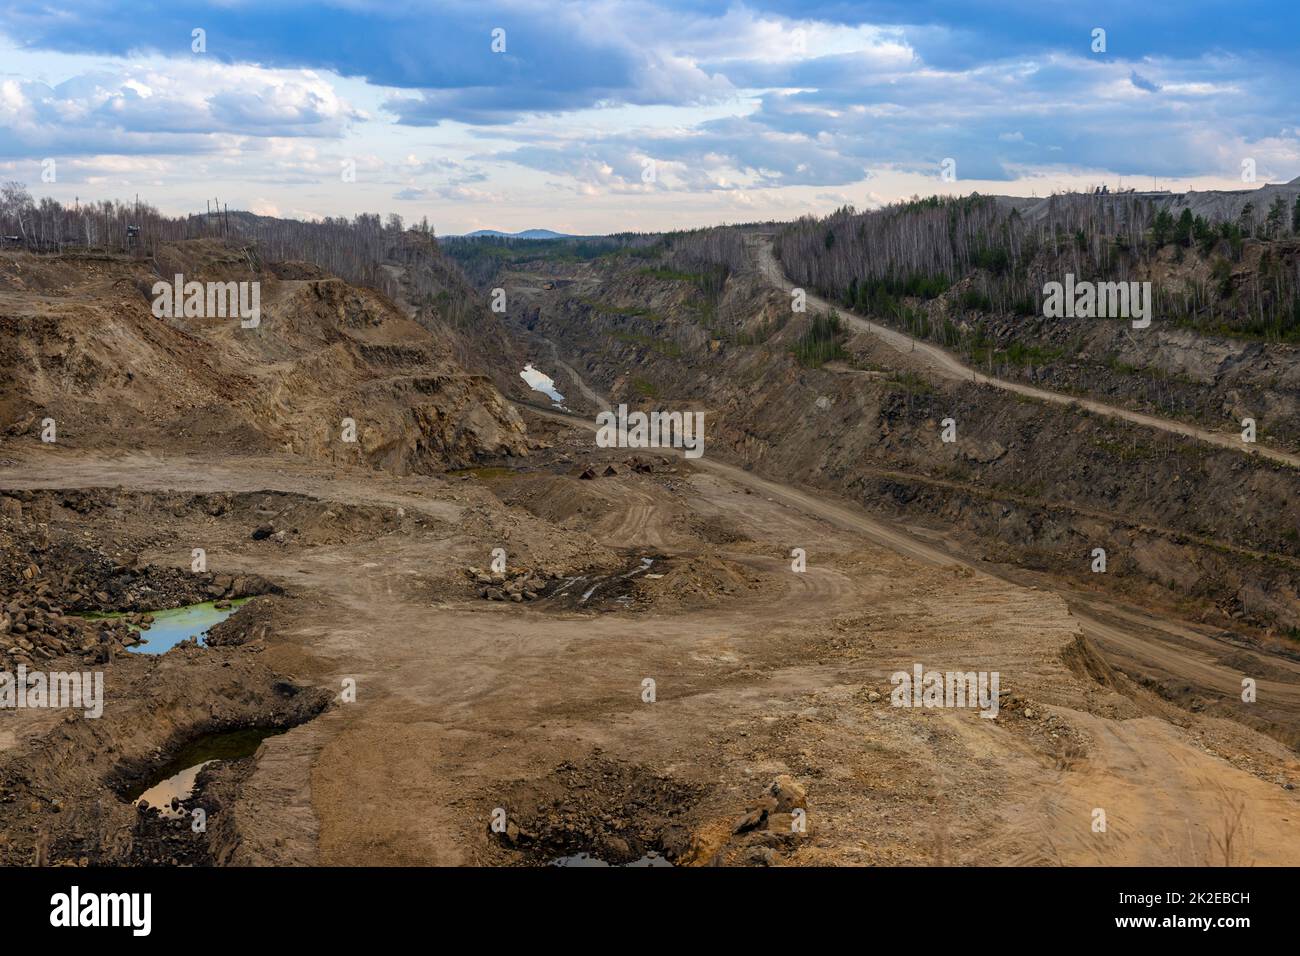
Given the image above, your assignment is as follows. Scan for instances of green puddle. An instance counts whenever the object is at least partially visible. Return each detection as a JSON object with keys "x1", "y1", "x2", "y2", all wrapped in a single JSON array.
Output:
[{"x1": 83, "y1": 599, "x2": 249, "y2": 654}]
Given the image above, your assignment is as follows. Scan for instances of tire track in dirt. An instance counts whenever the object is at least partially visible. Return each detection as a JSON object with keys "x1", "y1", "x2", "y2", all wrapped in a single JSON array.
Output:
[
  {"x1": 1045, "y1": 715, "x2": 1298, "y2": 865},
  {"x1": 688, "y1": 447, "x2": 1300, "y2": 864}
]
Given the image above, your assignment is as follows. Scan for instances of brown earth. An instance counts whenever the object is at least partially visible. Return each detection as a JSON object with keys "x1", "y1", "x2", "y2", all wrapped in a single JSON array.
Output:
[
  {"x1": 496, "y1": 238, "x2": 1300, "y2": 645},
  {"x1": 0, "y1": 243, "x2": 528, "y2": 471},
  {"x1": 1, "y1": 422, "x2": 1297, "y2": 866},
  {"x1": 0, "y1": 239, "x2": 1297, "y2": 867}
]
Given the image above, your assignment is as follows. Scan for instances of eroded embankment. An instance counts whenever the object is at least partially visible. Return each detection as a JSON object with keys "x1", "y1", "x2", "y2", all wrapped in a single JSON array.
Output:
[
  {"x1": 0, "y1": 486, "x2": 335, "y2": 865},
  {"x1": 0, "y1": 644, "x2": 331, "y2": 865},
  {"x1": 504, "y1": 258, "x2": 1300, "y2": 645}
]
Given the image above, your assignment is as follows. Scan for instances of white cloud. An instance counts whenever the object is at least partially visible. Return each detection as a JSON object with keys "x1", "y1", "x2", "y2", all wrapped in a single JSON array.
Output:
[{"x1": 0, "y1": 60, "x2": 363, "y2": 159}]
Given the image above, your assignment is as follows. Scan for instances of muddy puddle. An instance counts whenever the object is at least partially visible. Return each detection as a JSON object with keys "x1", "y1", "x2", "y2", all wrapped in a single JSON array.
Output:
[
  {"x1": 551, "y1": 852, "x2": 673, "y2": 867},
  {"x1": 548, "y1": 556, "x2": 659, "y2": 610},
  {"x1": 127, "y1": 727, "x2": 288, "y2": 817}
]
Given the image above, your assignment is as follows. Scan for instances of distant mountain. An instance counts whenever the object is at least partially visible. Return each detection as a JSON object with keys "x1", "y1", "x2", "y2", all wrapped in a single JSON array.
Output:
[{"x1": 460, "y1": 228, "x2": 575, "y2": 240}]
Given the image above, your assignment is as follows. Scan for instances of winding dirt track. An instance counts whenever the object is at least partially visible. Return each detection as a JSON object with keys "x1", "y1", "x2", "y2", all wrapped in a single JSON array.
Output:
[
  {"x1": 753, "y1": 237, "x2": 1300, "y2": 470},
  {"x1": 6, "y1": 428, "x2": 1300, "y2": 865},
  {"x1": 3, "y1": 257, "x2": 1297, "y2": 866},
  {"x1": 522, "y1": 400, "x2": 1300, "y2": 713}
]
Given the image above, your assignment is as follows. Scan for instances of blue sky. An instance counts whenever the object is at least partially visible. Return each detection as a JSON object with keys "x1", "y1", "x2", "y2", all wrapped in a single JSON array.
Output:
[{"x1": 1, "y1": 1, "x2": 1296, "y2": 234}]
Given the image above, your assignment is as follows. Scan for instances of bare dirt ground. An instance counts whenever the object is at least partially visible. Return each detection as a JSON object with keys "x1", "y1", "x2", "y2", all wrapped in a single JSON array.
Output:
[
  {"x1": 3, "y1": 408, "x2": 1297, "y2": 866},
  {"x1": 2, "y1": 239, "x2": 1297, "y2": 868}
]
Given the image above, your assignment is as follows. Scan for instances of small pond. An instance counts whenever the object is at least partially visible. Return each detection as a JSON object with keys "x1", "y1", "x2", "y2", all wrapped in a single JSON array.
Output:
[{"x1": 128, "y1": 726, "x2": 289, "y2": 817}]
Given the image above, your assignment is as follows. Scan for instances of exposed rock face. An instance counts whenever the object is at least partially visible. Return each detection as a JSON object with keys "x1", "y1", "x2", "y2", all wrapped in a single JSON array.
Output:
[
  {"x1": 0, "y1": 240, "x2": 529, "y2": 473},
  {"x1": 498, "y1": 241, "x2": 1300, "y2": 636}
]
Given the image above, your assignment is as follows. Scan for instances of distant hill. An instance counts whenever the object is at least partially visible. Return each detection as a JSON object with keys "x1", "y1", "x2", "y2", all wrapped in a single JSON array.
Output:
[{"x1": 460, "y1": 228, "x2": 576, "y2": 240}]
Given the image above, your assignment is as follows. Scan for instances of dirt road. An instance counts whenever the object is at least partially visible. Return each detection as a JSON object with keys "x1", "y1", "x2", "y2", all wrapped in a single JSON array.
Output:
[
  {"x1": 4, "y1": 230, "x2": 1297, "y2": 870},
  {"x1": 4, "y1": 258, "x2": 1298, "y2": 867},
  {"x1": 526, "y1": 398, "x2": 1300, "y2": 718},
  {"x1": 753, "y1": 237, "x2": 1300, "y2": 471}
]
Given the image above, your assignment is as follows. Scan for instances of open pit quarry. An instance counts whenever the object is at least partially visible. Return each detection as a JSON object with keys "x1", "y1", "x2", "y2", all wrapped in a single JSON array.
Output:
[{"x1": 1, "y1": 206, "x2": 1298, "y2": 872}]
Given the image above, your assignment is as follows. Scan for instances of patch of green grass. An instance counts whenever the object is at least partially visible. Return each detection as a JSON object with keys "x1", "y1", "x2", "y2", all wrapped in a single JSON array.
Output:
[
  {"x1": 631, "y1": 376, "x2": 659, "y2": 397},
  {"x1": 1003, "y1": 342, "x2": 1064, "y2": 365},
  {"x1": 884, "y1": 370, "x2": 935, "y2": 395},
  {"x1": 969, "y1": 341, "x2": 1064, "y2": 367},
  {"x1": 580, "y1": 298, "x2": 665, "y2": 321}
]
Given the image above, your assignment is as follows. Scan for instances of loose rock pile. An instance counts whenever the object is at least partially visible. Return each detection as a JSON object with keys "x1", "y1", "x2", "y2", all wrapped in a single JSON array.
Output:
[
  {"x1": 724, "y1": 774, "x2": 810, "y2": 866},
  {"x1": 0, "y1": 585, "x2": 142, "y2": 667},
  {"x1": 0, "y1": 512, "x2": 276, "y2": 667},
  {"x1": 464, "y1": 567, "x2": 560, "y2": 602}
]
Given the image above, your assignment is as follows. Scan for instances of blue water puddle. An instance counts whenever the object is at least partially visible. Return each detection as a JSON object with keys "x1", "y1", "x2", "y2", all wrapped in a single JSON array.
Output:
[
  {"x1": 85, "y1": 600, "x2": 249, "y2": 654},
  {"x1": 131, "y1": 600, "x2": 248, "y2": 653}
]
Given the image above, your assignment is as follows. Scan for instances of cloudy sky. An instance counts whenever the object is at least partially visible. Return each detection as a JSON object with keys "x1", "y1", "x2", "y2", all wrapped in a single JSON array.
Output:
[{"x1": 1, "y1": 1, "x2": 1297, "y2": 234}]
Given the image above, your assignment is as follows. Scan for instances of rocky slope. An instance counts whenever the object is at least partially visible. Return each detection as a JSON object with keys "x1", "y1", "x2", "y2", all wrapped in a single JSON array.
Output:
[
  {"x1": 777, "y1": 188, "x2": 1300, "y2": 450},
  {"x1": 0, "y1": 238, "x2": 528, "y2": 473},
  {"x1": 489, "y1": 236, "x2": 1300, "y2": 646}
]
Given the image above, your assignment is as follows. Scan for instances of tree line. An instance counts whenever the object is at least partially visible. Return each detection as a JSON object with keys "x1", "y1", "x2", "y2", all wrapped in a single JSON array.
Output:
[
  {"x1": 0, "y1": 182, "x2": 472, "y2": 312},
  {"x1": 774, "y1": 191, "x2": 1300, "y2": 343}
]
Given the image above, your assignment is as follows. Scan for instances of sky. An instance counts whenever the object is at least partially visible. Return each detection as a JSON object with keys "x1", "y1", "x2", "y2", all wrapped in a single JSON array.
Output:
[{"x1": 1, "y1": 1, "x2": 1297, "y2": 235}]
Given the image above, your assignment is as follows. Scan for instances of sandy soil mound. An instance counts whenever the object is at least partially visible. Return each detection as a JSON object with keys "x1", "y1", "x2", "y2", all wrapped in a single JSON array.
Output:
[{"x1": 634, "y1": 551, "x2": 764, "y2": 609}]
